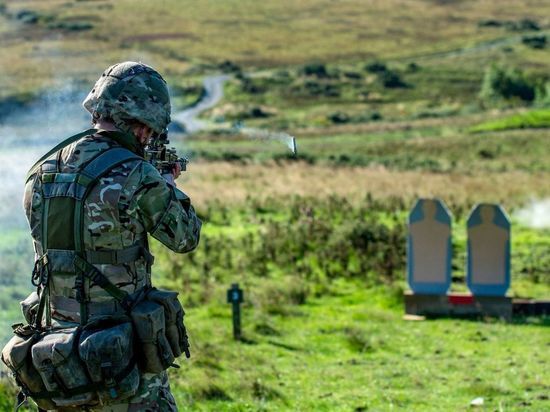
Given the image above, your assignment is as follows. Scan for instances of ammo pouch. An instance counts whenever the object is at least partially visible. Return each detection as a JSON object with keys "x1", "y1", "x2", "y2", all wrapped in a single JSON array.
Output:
[
  {"x1": 131, "y1": 288, "x2": 190, "y2": 374},
  {"x1": 2, "y1": 318, "x2": 138, "y2": 409},
  {"x1": 1, "y1": 325, "x2": 56, "y2": 411},
  {"x1": 20, "y1": 292, "x2": 40, "y2": 326}
]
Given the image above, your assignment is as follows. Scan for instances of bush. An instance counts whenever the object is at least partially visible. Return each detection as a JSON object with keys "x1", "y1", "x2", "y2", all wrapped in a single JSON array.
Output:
[
  {"x1": 364, "y1": 61, "x2": 388, "y2": 74},
  {"x1": 240, "y1": 77, "x2": 266, "y2": 94},
  {"x1": 343, "y1": 71, "x2": 362, "y2": 80},
  {"x1": 218, "y1": 60, "x2": 242, "y2": 73},
  {"x1": 477, "y1": 19, "x2": 540, "y2": 32},
  {"x1": 15, "y1": 9, "x2": 39, "y2": 24},
  {"x1": 327, "y1": 112, "x2": 350, "y2": 124},
  {"x1": 327, "y1": 111, "x2": 383, "y2": 124},
  {"x1": 292, "y1": 80, "x2": 340, "y2": 98},
  {"x1": 509, "y1": 19, "x2": 541, "y2": 32},
  {"x1": 522, "y1": 35, "x2": 547, "y2": 50},
  {"x1": 480, "y1": 65, "x2": 537, "y2": 102},
  {"x1": 48, "y1": 20, "x2": 94, "y2": 31},
  {"x1": 407, "y1": 62, "x2": 420, "y2": 72},
  {"x1": 370, "y1": 111, "x2": 383, "y2": 121},
  {"x1": 301, "y1": 63, "x2": 329, "y2": 78},
  {"x1": 381, "y1": 71, "x2": 407, "y2": 88}
]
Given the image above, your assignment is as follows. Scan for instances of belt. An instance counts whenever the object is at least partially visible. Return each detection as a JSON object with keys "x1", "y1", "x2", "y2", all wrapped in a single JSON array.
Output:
[
  {"x1": 51, "y1": 295, "x2": 125, "y2": 322},
  {"x1": 85, "y1": 245, "x2": 154, "y2": 265}
]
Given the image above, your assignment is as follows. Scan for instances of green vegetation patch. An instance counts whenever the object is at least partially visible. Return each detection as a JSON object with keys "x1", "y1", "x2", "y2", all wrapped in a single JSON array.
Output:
[{"x1": 471, "y1": 109, "x2": 550, "y2": 133}]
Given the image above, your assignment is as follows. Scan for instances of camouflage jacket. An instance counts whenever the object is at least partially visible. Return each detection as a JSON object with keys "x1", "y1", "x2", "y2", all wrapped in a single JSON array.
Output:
[{"x1": 23, "y1": 129, "x2": 201, "y2": 322}]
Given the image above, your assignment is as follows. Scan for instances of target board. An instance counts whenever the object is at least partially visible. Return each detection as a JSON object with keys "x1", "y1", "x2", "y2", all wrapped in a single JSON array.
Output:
[
  {"x1": 407, "y1": 198, "x2": 452, "y2": 294},
  {"x1": 467, "y1": 204, "x2": 511, "y2": 296}
]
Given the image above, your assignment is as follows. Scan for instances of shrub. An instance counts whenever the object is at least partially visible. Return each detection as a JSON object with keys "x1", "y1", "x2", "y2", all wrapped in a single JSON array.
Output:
[
  {"x1": 240, "y1": 77, "x2": 266, "y2": 94},
  {"x1": 370, "y1": 111, "x2": 383, "y2": 121},
  {"x1": 522, "y1": 35, "x2": 547, "y2": 50},
  {"x1": 48, "y1": 20, "x2": 94, "y2": 31},
  {"x1": 153, "y1": 195, "x2": 409, "y2": 300},
  {"x1": 509, "y1": 19, "x2": 541, "y2": 32},
  {"x1": 407, "y1": 62, "x2": 420, "y2": 72},
  {"x1": 327, "y1": 112, "x2": 350, "y2": 124},
  {"x1": 478, "y1": 19, "x2": 504, "y2": 28},
  {"x1": 364, "y1": 61, "x2": 388, "y2": 74},
  {"x1": 15, "y1": 9, "x2": 39, "y2": 24},
  {"x1": 343, "y1": 71, "x2": 362, "y2": 80},
  {"x1": 477, "y1": 19, "x2": 540, "y2": 31},
  {"x1": 218, "y1": 60, "x2": 242, "y2": 73},
  {"x1": 292, "y1": 80, "x2": 340, "y2": 98},
  {"x1": 479, "y1": 65, "x2": 537, "y2": 102},
  {"x1": 301, "y1": 63, "x2": 329, "y2": 78},
  {"x1": 381, "y1": 71, "x2": 407, "y2": 88}
]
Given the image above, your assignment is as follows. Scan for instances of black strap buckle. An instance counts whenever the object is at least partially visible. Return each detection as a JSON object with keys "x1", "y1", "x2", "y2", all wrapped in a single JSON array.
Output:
[{"x1": 31, "y1": 255, "x2": 49, "y2": 287}]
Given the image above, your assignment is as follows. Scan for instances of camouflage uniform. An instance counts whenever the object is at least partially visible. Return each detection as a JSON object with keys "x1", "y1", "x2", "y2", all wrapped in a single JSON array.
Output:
[{"x1": 23, "y1": 129, "x2": 201, "y2": 411}]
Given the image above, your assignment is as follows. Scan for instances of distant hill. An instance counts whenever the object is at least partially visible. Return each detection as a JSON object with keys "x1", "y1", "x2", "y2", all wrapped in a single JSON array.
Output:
[{"x1": 0, "y1": 0, "x2": 548, "y2": 101}]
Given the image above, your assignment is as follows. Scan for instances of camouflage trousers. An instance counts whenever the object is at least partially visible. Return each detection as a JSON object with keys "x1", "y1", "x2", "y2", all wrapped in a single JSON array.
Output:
[{"x1": 51, "y1": 372, "x2": 177, "y2": 412}]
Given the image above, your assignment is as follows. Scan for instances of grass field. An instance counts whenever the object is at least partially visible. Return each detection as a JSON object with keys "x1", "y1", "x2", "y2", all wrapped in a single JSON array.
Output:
[{"x1": 0, "y1": 0, "x2": 549, "y2": 411}]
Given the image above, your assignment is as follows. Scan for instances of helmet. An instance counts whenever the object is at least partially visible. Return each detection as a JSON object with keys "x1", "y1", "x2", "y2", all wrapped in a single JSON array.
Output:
[{"x1": 83, "y1": 61, "x2": 171, "y2": 134}]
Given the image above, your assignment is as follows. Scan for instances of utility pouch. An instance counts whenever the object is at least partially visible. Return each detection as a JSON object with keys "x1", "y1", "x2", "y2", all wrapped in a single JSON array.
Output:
[
  {"x1": 147, "y1": 288, "x2": 190, "y2": 358},
  {"x1": 20, "y1": 292, "x2": 40, "y2": 325},
  {"x1": 1, "y1": 325, "x2": 56, "y2": 410},
  {"x1": 130, "y1": 300, "x2": 175, "y2": 373},
  {"x1": 79, "y1": 318, "x2": 139, "y2": 404},
  {"x1": 31, "y1": 328, "x2": 94, "y2": 407}
]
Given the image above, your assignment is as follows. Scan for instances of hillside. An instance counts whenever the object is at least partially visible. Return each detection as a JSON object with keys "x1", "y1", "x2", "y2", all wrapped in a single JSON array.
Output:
[{"x1": 0, "y1": 1, "x2": 549, "y2": 411}]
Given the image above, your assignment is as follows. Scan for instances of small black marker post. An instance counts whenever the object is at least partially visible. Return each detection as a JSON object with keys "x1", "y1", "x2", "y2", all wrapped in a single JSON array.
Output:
[
  {"x1": 227, "y1": 283, "x2": 244, "y2": 340},
  {"x1": 292, "y1": 137, "x2": 297, "y2": 156}
]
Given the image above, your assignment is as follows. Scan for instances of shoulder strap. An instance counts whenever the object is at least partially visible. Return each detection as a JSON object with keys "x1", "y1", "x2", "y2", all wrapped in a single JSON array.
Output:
[
  {"x1": 80, "y1": 147, "x2": 141, "y2": 180},
  {"x1": 73, "y1": 147, "x2": 142, "y2": 323},
  {"x1": 26, "y1": 128, "x2": 98, "y2": 183},
  {"x1": 74, "y1": 146, "x2": 141, "y2": 253}
]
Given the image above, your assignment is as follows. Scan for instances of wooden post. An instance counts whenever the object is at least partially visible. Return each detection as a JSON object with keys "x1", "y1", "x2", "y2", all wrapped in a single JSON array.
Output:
[{"x1": 227, "y1": 283, "x2": 244, "y2": 340}]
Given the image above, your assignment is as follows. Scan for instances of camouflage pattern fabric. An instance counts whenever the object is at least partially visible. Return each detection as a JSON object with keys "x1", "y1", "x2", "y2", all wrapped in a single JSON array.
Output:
[
  {"x1": 50, "y1": 372, "x2": 177, "y2": 412},
  {"x1": 89, "y1": 372, "x2": 177, "y2": 412},
  {"x1": 82, "y1": 62, "x2": 171, "y2": 135},
  {"x1": 24, "y1": 130, "x2": 201, "y2": 317},
  {"x1": 23, "y1": 130, "x2": 201, "y2": 409}
]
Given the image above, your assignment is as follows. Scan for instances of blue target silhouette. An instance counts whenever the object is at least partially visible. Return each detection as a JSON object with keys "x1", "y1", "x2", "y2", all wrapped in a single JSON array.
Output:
[{"x1": 407, "y1": 198, "x2": 452, "y2": 295}]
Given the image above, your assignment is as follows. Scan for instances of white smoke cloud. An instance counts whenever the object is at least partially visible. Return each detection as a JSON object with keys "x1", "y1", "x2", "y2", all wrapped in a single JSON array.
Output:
[
  {"x1": 0, "y1": 84, "x2": 89, "y2": 229},
  {"x1": 515, "y1": 198, "x2": 550, "y2": 229}
]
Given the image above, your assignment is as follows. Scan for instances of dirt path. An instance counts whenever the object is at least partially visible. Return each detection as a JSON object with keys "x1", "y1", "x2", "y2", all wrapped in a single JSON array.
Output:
[{"x1": 172, "y1": 75, "x2": 230, "y2": 133}]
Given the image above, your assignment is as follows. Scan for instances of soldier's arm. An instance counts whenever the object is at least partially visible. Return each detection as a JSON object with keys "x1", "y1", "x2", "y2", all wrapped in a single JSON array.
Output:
[{"x1": 131, "y1": 161, "x2": 202, "y2": 253}]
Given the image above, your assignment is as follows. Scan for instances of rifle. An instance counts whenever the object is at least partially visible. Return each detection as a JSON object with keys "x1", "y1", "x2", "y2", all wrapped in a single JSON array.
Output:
[{"x1": 144, "y1": 132, "x2": 188, "y2": 182}]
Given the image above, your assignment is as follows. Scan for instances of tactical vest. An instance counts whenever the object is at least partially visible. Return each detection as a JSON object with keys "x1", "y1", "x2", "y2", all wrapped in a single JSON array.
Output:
[
  {"x1": 2, "y1": 130, "x2": 190, "y2": 410},
  {"x1": 26, "y1": 128, "x2": 150, "y2": 326}
]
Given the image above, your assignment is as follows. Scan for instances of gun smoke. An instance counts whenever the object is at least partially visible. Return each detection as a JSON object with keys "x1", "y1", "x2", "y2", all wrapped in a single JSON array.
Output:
[
  {"x1": 238, "y1": 127, "x2": 297, "y2": 155},
  {"x1": 515, "y1": 198, "x2": 550, "y2": 229},
  {"x1": 0, "y1": 84, "x2": 88, "y2": 229}
]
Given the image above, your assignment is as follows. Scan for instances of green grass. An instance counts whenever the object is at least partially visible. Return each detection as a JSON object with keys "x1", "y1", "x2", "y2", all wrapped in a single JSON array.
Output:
[
  {"x1": 1, "y1": 279, "x2": 548, "y2": 411},
  {"x1": 167, "y1": 281, "x2": 549, "y2": 411},
  {"x1": 183, "y1": 125, "x2": 550, "y2": 175},
  {"x1": 470, "y1": 109, "x2": 550, "y2": 133}
]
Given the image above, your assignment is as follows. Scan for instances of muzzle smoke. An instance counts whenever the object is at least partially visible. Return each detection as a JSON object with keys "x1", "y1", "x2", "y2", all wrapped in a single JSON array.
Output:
[
  {"x1": 238, "y1": 127, "x2": 297, "y2": 154},
  {"x1": 515, "y1": 198, "x2": 550, "y2": 229},
  {"x1": 0, "y1": 84, "x2": 88, "y2": 229}
]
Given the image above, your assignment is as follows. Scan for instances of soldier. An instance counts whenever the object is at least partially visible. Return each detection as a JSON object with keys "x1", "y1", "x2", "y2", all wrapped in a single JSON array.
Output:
[{"x1": 20, "y1": 61, "x2": 202, "y2": 411}]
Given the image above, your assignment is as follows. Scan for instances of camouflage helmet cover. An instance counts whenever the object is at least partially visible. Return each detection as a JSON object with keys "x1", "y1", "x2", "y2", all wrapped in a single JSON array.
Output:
[{"x1": 83, "y1": 61, "x2": 171, "y2": 134}]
